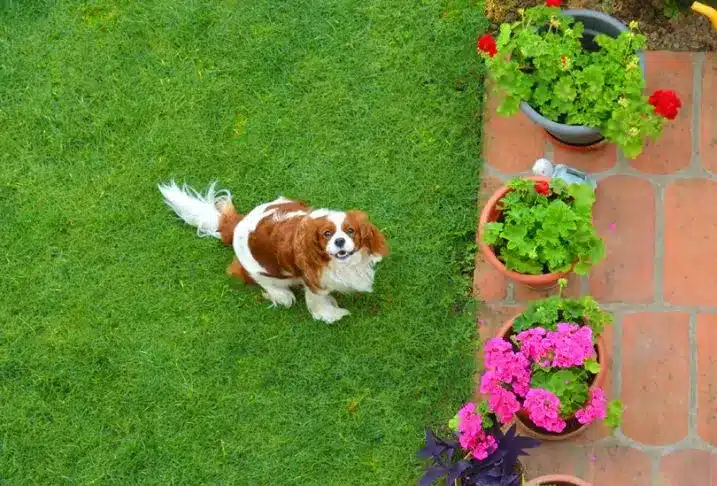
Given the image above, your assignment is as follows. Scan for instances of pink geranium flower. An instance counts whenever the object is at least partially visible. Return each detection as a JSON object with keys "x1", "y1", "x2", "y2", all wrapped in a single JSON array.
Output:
[
  {"x1": 547, "y1": 323, "x2": 595, "y2": 368},
  {"x1": 523, "y1": 388, "x2": 566, "y2": 433},
  {"x1": 515, "y1": 327, "x2": 550, "y2": 364},
  {"x1": 483, "y1": 337, "x2": 531, "y2": 395},
  {"x1": 488, "y1": 386, "x2": 521, "y2": 424},
  {"x1": 575, "y1": 387, "x2": 608, "y2": 425},
  {"x1": 484, "y1": 337, "x2": 513, "y2": 368},
  {"x1": 455, "y1": 403, "x2": 499, "y2": 460}
]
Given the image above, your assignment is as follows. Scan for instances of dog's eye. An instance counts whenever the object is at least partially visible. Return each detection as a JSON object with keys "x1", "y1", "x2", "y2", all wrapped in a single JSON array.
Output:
[
  {"x1": 324, "y1": 231, "x2": 333, "y2": 238},
  {"x1": 346, "y1": 228, "x2": 354, "y2": 235}
]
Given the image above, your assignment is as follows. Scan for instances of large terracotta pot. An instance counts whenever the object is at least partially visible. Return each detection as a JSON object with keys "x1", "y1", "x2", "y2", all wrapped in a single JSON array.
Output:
[
  {"x1": 478, "y1": 176, "x2": 569, "y2": 289},
  {"x1": 495, "y1": 316, "x2": 608, "y2": 441},
  {"x1": 527, "y1": 474, "x2": 593, "y2": 486}
]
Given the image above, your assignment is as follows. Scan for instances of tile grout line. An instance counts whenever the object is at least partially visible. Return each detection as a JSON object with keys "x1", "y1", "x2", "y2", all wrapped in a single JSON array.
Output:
[
  {"x1": 544, "y1": 137, "x2": 554, "y2": 161},
  {"x1": 487, "y1": 163, "x2": 717, "y2": 182},
  {"x1": 691, "y1": 53, "x2": 705, "y2": 172},
  {"x1": 688, "y1": 311, "x2": 698, "y2": 438},
  {"x1": 650, "y1": 451, "x2": 661, "y2": 486},
  {"x1": 489, "y1": 302, "x2": 717, "y2": 313},
  {"x1": 611, "y1": 310, "x2": 623, "y2": 407},
  {"x1": 653, "y1": 183, "x2": 665, "y2": 304},
  {"x1": 610, "y1": 432, "x2": 717, "y2": 455},
  {"x1": 614, "y1": 143, "x2": 629, "y2": 173},
  {"x1": 579, "y1": 274, "x2": 588, "y2": 296},
  {"x1": 505, "y1": 282, "x2": 515, "y2": 303}
]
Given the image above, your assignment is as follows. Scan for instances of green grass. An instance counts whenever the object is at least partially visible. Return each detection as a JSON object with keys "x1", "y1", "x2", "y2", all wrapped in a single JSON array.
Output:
[{"x1": 0, "y1": 0, "x2": 486, "y2": 483}]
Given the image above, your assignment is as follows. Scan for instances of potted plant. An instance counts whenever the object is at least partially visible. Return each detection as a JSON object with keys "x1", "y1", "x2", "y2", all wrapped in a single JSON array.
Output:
[
  {"x1": 477, "y1": 1, "x2": 682, "y2": 157},
  {"x1": 478, "y1": 176, "x2": 604, "y2": 289},
  {"x1": 527, "y1": 475, "x2": 592, "y2": 486},
  {"x1": 479, "y1": 280, "x2": 622, "y2": 440},
  {"x1": 418, "y1": 401, "x2": 540, "y2": 485}
]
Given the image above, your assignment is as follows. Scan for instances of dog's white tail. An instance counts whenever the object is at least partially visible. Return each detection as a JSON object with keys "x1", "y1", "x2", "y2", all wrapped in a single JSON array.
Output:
[{"x1": 158, "y1": 181, "x2": 232, "y2": 239}]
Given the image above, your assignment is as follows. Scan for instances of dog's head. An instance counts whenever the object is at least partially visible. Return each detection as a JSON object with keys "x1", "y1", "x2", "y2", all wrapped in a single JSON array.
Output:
[{"x1": 302, "y1": 209, "x2": 389, "y2": 264}]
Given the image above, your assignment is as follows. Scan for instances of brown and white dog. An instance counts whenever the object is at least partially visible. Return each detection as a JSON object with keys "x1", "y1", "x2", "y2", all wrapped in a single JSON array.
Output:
[{"x1": 158, "y1": 181, "x2": 389, "y2": 323}]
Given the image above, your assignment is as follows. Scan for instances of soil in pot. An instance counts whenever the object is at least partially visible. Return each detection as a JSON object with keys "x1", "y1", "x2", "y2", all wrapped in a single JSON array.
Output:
[{"x1": 486, "y1": 0, "x2": 717, "y2": 51}]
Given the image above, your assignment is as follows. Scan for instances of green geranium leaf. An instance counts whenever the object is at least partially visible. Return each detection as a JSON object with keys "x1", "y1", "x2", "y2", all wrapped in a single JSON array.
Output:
[
  {"x1": 448, "y1": 414, "x2": 459, "y2": 432},
  {"x1": 605, "y1": 400, "x2": 623, "y2": 432},
  {"x1": 554, "y1": 76, "x2": 577, "y2": 103},
  {"x1": 584, "y1": 358, "x2": 601, "y2": 374}
]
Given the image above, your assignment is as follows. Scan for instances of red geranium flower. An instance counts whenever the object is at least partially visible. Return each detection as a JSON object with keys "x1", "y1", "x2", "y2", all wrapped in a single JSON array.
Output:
[
  {"x1": 477, "y1": 34, "x2": 497, "y2": 58},
  {"x1": 648, "y1": 89, "x2": 681, "y2": 120},
  {"x1": 534, "y1": 181, "x2": 550, "y2": 196},
  {"x1": 545, "y1": 0, "x2": 561, "y2": 7}
]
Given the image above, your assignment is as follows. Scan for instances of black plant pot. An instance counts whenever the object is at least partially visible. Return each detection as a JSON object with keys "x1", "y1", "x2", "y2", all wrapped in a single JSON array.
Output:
[{"x1": 519, "y1": 9, "x2": 647, "y2": 147}]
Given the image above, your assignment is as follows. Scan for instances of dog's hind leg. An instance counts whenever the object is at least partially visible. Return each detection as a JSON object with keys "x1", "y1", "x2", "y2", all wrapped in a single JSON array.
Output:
[
  {"x1": 228, "y1": 260, "x2": 295, "y2": 308},
  {"x1": 218, "y1": 200, "x2": 243, "y2": 246},
  {"x1": 253, "y1": 274, "x2": 296, "y2": 308},
  {"x1": 227, "y1": 258, "x2": 255, "y2": 284}
]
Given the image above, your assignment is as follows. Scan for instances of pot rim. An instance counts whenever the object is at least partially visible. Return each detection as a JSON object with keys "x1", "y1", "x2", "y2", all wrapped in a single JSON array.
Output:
[{"x1": 527, "y1": 473, "x2": 593, "y2": 486}]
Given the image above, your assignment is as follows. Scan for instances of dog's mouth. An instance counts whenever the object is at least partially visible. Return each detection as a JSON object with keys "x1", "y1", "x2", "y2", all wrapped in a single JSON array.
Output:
[{"x1": 334, "y1": 250, "x2": 356, "y2": 261}]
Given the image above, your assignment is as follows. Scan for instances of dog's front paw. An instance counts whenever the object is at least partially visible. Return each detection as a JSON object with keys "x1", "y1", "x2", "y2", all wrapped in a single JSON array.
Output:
[
  {"x1": 311, "y1": 306, "x2": 351, "y2": 324},
  {"x1": 312, "y1": 306, "x2": 351, "y2": 324},
  {"x1": 262, "y1": 289, "x2": 296, "y2": 308}
]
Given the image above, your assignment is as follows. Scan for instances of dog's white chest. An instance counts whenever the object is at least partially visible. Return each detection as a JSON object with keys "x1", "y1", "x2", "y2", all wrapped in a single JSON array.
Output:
[{"x1": 320, "y1": 253, "x2": 381, "y2": 293}]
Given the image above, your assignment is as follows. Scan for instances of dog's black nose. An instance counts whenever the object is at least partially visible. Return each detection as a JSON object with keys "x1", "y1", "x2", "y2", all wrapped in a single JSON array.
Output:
[{"x1": 335, "y1": 237, "x2": 346, "y2": 248}]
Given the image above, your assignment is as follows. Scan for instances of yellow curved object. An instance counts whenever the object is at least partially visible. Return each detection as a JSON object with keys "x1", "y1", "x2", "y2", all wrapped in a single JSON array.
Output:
[{"x1": 692, "y1": 1, "x2": 717, "y2": 30}]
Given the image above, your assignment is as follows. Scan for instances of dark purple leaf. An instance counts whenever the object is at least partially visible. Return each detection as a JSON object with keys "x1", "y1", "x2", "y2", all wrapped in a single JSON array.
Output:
[
  {"x1": 417, "y1": 429, "x2": 441, "y2": 458},
  {"x1": 446, "y1": 460, "x2": 472, "y2": 485},
  {"x1": 419, "y1": 466, "x2": 447, "y2": 486}
]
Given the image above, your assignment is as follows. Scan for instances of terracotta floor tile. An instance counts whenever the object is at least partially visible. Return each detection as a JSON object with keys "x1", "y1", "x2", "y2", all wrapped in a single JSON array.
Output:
[
  {"x1": 589, "y1": 176, "x2": 655, "y2": 303},
  {"x1": 658, "y1": 449, "x2": 716, "y2": 486},
  {"x1": 630, "y1": 52, "x2": 693, "y2": 174},
  {"x1": 664, "y1": 179, "x2": 717, "y2": 306},
  {"x1": 483, "y1": 93, "x2": 545, "y2": 174},
  {"x1": 551, "y1": 141, "x2": 617, "y2": 172},
  {"x1": 584, "y1": 445, "x2": 652, "y2": 486},
  {"x1": 701, "y1": 53, "x2": 717, "y2": 174},
  {"x1": 698, "y1": 313, "x2": 717, "y2": 446},
  {"x1": 620, "y1": 312, "x2": 689, "y2": 445}
]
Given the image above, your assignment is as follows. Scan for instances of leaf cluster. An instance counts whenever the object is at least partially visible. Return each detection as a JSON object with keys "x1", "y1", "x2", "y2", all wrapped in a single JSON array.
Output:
[
  {"x1": 512, "y1": 293, "x2": 613, "y2": 337},
  {"x1": 531, "y1": 367, "x2": 590, "y2": 417},
  {"x1": 418, "y1": 421, "x2": 540, "y2": 486},
  {"x1": 485, "y1": 5, "x2": 666, "y2": 158},
  {"x1": 482, "y1": 178, "x2": 604, "y2": 275}
]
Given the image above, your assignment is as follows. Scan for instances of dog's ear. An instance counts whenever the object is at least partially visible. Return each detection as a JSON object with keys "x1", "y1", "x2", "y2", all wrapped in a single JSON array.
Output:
[
  {"x1": 347, "y1": 211, "x2": 389, "y2": 257},
  {"x1": 295, "y1": 217, "x2": 330, "y2": 291}
]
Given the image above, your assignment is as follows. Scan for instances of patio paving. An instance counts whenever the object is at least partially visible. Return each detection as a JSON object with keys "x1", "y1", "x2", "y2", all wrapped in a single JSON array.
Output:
[{"x1": 474, "y1": 52, "x2": 717, "y2": 485}]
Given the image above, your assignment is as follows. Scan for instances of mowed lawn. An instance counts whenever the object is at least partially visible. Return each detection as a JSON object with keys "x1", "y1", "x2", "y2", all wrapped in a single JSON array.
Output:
[{"x1": 0, "y1": 0, "x2": 486, "y2": 483}]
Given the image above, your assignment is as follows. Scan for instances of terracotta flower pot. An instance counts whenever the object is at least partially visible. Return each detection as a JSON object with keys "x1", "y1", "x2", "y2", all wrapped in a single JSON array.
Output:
[
  {"x1": 478, "y1": 176, "x2": 569, "y2": 289},
  {"x1": 495, "y1": 316, "x2": 608, "y2": 441},
  {"x1": 527, "y1": 474, "x2": 593, "y2": 486}
]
